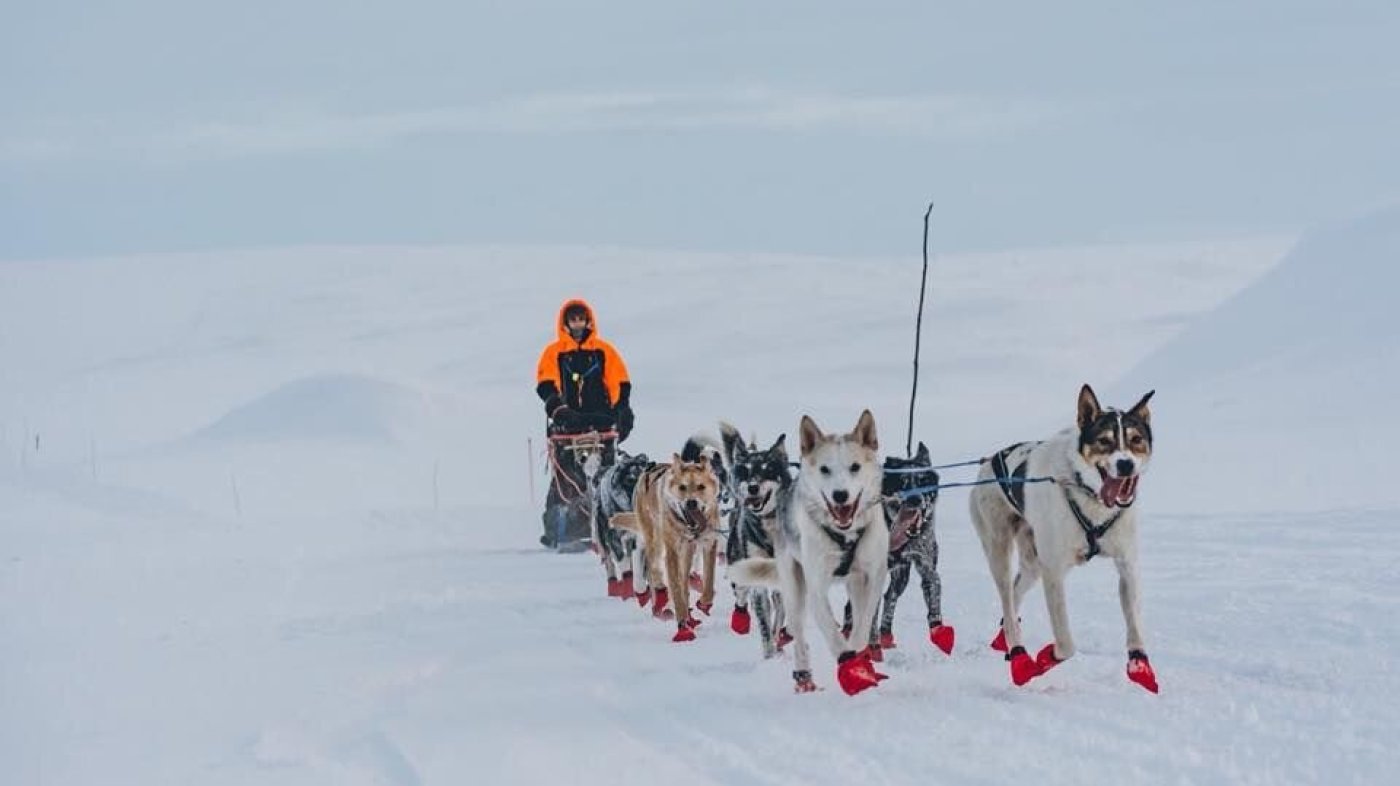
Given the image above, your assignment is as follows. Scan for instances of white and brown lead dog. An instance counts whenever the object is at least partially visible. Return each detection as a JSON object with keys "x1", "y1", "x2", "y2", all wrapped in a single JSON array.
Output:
[
  {"x1": 729, "y1": 411, "x2": 890, "y2": 695},
  {"x1": 969, "y1": 384, "x2": 1160, "y2": 693}
]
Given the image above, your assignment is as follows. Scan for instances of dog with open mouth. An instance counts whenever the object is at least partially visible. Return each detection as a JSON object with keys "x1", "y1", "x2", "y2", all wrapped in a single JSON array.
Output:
[
  {"x1": 719, "y1": 422, "x2": 793, "y2": 658},
  {"x1": 843, "y1": 443, "x2": 956, "y2": 658},
  {"x1": 610, "y1": 438, "x2": 723, "y2": 642},
  {"x1": 969, "y1": 384, "x2": 1160, "y2": 693},
  {"x1": 728, "y1": 411, "x2": 891, "y2": 695}
]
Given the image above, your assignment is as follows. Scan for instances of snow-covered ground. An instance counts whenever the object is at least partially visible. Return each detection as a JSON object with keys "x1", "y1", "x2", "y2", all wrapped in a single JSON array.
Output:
[{"x1": 3, "y1": 229, "x2": 1396, "y2": 785}]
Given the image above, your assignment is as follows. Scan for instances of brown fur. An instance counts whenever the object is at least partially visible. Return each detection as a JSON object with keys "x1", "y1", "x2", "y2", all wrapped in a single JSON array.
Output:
[{"x1": 610, "y1": 453, "x2": 722, "y2": 631}]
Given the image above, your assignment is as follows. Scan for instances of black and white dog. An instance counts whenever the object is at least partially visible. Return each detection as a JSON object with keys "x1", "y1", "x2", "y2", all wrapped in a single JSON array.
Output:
[
  {"x1": 877, "y1": 443, "x2": 955, "y2": 655},
  {"x1": 841, "y1": 442, "x2": 955, "y2": 658},
  {"x1": 969, "y1": 384, "x2": 1159, "y2": 693},
  {"x1": 591, "y1": 450, "x2": 653, "y2": 601},
  {"x1": 719, "y1": 422, "x2": 793, "y2": 658}
]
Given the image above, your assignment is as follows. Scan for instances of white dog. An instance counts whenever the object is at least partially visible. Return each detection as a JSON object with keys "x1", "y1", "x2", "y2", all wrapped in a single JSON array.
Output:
[
  {"x1": 729, "y1": 411, "x2": 890, "y2": 695},
  {"x1": 969, "y1": 384, "x2": 1159, "y2": 693}
]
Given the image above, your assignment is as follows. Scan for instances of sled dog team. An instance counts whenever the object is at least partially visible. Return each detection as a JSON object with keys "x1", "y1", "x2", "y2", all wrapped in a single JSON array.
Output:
[{"x1": 591, "y1": 384, "x2": 1159, "y2": 697}]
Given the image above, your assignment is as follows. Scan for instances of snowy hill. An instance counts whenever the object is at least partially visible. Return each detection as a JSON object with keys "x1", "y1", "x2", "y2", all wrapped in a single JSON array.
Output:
[{"x1": 1117, "y1": 207, "x2": 1400, "y2": 512}]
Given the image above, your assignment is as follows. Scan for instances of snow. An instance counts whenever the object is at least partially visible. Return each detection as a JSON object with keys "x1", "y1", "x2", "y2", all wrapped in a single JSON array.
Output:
[{"x1": 3, "y1": 231, "x2": 1397, "y2": 785}]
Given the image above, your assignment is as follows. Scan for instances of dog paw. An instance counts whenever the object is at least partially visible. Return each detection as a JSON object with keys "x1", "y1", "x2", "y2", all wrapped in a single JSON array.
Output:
[
  {"x1": 776, "y1": 628, "x2": 794, "y2": 650},
  {"x1": 651, "y1": 588, "x2": 671, "y2": 618},
  {"x1": 1034, "y1": 643, "x2": 1064, "y2": 675},
  {"x1": 688, "y1": 573, "x2": 703, "y2": 592},
  {"x1": 990, "y1": 628, "x2": 1008, "y2": 653},
  {"x1": 930, "y1": 624, "x2": 956, "y2": 655},
  {"x1": 878, "y1": 631, "x2": 896, "y2": 649},
  {"x1": 695, "y1": 600, "x2": 713, "y2": 616},
  {"x1": 1127, "y1": 651, "x2": 1159, "y2": 694},
  {"x1": 1007, "y1": 646, "x2": 1042, "y2": 686},
  {"x1": 864, "y1": 645, "x2": 883, "y2": 663},
  {"x1": 730, "y1": 607, "x2": 751, "y2": 635},
  {"x1": 793, "y1": 671, "x2": 819, "y2": 693},
  {"x1": 836, "y1": 651, "x2": 889, "y2": 695},
  {"x1": 635, "y1": 589, "x2": 651, "y2": 608},
  {"x1": 672, "y1": 625, "x2": 697, "y2": 643}
]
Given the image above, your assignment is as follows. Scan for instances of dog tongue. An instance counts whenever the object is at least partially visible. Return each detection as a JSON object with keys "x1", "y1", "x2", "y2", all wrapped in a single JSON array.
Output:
[
  {"x1": 888, "y1": 509, "x2": 920, "y2": 551},
  {"x1": 683, "y1": 507, "x2": 708, "y2": 531},
  {"x1": 1099, "y1": 476, "x2": 1138, "y2": 507}
]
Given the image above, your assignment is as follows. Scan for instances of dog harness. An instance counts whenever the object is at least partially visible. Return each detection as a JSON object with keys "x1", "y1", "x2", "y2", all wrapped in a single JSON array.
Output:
[
  {"x1": 1064, "y1": 490, "x2": 1125, "y2": 562},
  {"x1": 739, "y1": 510, "x2": 776, "y2": 558},
  {"x1": 990, "y1": 443, "x2": 1033, "y2": 515},
  {"x1": 819, "y1": 524, "x2": 866, "y2": 578}
]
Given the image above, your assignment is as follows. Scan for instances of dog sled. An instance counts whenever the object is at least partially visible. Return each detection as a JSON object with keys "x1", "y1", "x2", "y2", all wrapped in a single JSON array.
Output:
[{"x1": 541, "y1": 417, "x2": 618, "y2": 553}]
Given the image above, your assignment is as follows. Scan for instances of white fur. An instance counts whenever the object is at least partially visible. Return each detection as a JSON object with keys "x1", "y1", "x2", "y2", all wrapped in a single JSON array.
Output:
[
  {"x1": 970, "y1": 426, "x2": 1149, "y2": 666},
  {"x1": 729, "y1": 411, "x2": 889, "y2": 689}
]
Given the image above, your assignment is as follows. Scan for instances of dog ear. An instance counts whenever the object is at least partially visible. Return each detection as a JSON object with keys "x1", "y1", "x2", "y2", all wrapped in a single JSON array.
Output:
[
  {"x1": 1129, "y1": 390, "x2": 1155, "y2": 423},
  {"x1": 916, "y1": 441, "x2": 930, "y2": 461},
  {"x1": 799, "y1": 416, "x2": 824, "y2": 456},
  {"x1": 1077, "y1": 384, "x2": 1103, "y2": 431},
  {"x1": 770, "y1": 433, "x2": 787, "y2": 459},
  {"x1": 854, "y1": 410, "x2": 878, "y2": 451},
  {"x1": 671, "y1": 452, "x2": 684, "y2": 472}
]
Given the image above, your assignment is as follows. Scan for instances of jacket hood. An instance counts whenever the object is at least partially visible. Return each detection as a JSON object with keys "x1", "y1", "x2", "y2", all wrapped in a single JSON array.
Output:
[{"x1": 556, "y1": 298, "x2": 599, "y2": 343}]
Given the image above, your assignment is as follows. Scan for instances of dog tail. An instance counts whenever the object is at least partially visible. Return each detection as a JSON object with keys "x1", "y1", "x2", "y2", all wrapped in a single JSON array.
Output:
[
  {"x1": 609, "y1": 512, "x2": 641, "y2": 533},
  {"x1": 727, "y1": 557, "x2": 780, "y2": 588},
  {"x1": 718, "y1": 421, "x2": 742, "y2": 467}
]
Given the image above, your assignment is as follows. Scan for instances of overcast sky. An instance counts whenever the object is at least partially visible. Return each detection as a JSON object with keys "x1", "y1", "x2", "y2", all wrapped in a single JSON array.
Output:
[{"x1": 3, "y1": 1, "x2": 1397, "y2": 259}]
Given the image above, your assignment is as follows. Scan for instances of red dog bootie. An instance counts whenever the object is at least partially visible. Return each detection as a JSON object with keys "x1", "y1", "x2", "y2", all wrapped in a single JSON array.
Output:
[
  {"x1": 651, "y1": 588, "x2": 673, "y2": 619},
  {"x1": 793, "y1": 670, "x2": 818, "y2": 693},
  {"x1": 615, "y1": 572, "x2": 635, "y2": 601},
  {"x1": 672, "y1": 622, "x2": 697, "y2": 643},
  {"x1": 930, "y1": 624, "x2": 956, "y2": 655},
  {"x1": 731, "y1": 607, "x2": 751, "y2": 635},
  {"x1": 635, "y1": 588, "x2": 650, "y2": 607},
  {"x1": 776, "y1": 628, "x2": 794, "y2": 649},
  {"x1": 689, "y1": 572, "x2": 703, "y2": 592},
  {"x1": 990, "y1": 628, "x2": 1008, "y2": 653},
  {"x1": 878, "y1": 631, "x2": 896, "y2": 649},
  {"x1": 1007, "y1": 646, "x2": 1042, "y2": 686},
  {"x1": 1127, "y1": 650, "x2": 1159, "y2": 694},
  {"x1": 1034, "y1": 643, "x2": 1063, "y2": 676},
  {"x1": 836, "y1": 651, "x2": 889, "y2": 696},
  {"x1": 695, "y1": 600, "x2": 713, "y2": 616}
]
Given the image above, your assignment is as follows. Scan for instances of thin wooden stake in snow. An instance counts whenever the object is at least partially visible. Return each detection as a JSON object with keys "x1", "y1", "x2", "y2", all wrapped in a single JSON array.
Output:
[{"x1": 906, "y1": 201, "x2": 934, "y2": 458}]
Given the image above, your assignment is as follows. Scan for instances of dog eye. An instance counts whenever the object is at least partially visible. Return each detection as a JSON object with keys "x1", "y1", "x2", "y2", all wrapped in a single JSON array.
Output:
[
  {"x1": 849, "y1": 463, "x2": 860, "y2": 474},
  {"x1": 1096, "y1": 437, "x2": 1114, "y2": 449},
  {"x1": 696, "y1": 484, "x2": 706, "y2": 492},
  {"x1": 819, "y1": 465, "x2": 831, "y2": 476},
  {"x1": 1129, "y1": 434, "x2": 1144, "y2": 447},
  {"x1": 678, "y1": 484, "x2": 688, "y2": 492}
]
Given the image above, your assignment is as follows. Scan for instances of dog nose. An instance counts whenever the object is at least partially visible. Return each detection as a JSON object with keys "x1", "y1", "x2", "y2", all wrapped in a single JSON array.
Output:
[
  {"x1": 1116, "y1": 458, "x2": 1135, "y2": 477},
  {"x1": 748, "y1": 483, "x2": 760, "y2": 495},
  {"x1": 685, "y1": 499, "x2": 699, "y2": 511},
  {"x1": 831, "y1": 489, "x2": 849, "y2": 505}
]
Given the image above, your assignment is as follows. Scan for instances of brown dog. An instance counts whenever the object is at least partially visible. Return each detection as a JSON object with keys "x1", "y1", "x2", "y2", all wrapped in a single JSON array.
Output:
[{"x1": 611, "y1": 451, "x2": 723, "y2": 642}]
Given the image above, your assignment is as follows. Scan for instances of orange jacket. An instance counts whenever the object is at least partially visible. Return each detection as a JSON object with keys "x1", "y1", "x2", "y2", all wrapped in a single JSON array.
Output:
[{"x1": 535, "y1": 298, "x2": 631, "y2": 413}]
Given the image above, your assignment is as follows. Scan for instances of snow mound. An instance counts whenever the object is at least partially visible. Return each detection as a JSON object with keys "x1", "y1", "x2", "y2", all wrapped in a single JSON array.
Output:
[
  {"x1": 186, "y1": 373, "x2": 426, "y2": 445},
  {"x1": 1124, "y1": 206, "x2": 1400, "y2": 390},
  {"x1": 1118, "y1": 207, "x2": 1400, "y2": 512}
]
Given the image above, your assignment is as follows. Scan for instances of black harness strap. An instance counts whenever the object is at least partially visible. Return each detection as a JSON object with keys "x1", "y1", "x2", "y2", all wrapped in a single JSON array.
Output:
[
  {"x1": 991, "y1": 444, "x2": 1030, "y2": 515},
  {"x1": 819, "y1": 524, "x2": 865, "y2": 578},
  {"x1": 747, "y1": 514, "x2": 775, "y2": 557},
  {"x1": 1064, "y1": 490, "x2": 1124, "y2": 561}
]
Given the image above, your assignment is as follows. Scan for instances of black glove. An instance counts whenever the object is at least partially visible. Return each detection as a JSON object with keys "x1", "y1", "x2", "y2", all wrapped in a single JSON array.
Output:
[
  {"x1": 615, "y1": 403, "x2": 634, "y2": 442},
  {"x1": 550, "y1": 405, "x2": 580, "y2": 428}
]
